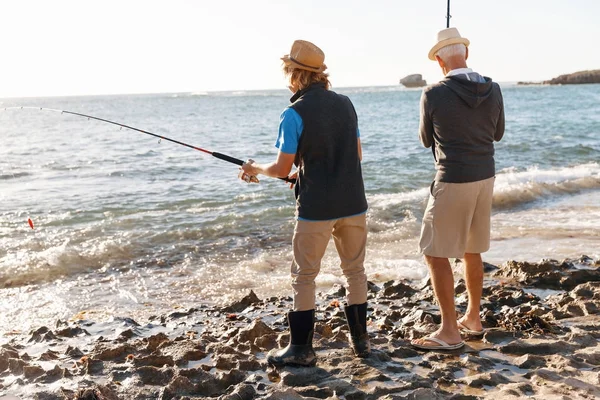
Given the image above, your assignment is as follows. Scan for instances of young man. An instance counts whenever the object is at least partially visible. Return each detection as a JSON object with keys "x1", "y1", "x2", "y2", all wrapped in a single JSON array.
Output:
[
  {"x1": 240, "y1": 39, "x2": 369, "y2": 366},
  {"x1": 412, "y1": 28, "x2": 505, "y2": 351}
]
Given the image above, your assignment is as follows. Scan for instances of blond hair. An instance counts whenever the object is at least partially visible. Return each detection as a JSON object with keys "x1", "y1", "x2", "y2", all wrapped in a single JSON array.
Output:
[{"x1": 283, "y1": 65, "x2": 331, "y2": 91}]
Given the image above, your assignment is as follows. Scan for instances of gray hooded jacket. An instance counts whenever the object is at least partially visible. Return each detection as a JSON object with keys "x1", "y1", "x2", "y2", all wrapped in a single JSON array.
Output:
[{"x1": 419, "y1": 72, "x2": 505, "y2": 183}]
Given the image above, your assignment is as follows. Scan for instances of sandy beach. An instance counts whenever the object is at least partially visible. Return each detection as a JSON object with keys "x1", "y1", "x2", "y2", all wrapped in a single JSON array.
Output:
[{"x1": 1, "y1": 255, "x2": 598, "y2": 399}]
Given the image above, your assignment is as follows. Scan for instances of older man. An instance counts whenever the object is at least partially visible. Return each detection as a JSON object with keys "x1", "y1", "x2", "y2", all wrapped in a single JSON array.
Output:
[{"x1": 412, "y1": 28, "x2": 505, "y2": 350}]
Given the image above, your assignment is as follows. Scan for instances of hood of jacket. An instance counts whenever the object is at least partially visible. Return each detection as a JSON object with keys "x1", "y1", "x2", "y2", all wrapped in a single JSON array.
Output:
[{"x1": 441, "y1": 73, "x2": 494, "y2": 108}]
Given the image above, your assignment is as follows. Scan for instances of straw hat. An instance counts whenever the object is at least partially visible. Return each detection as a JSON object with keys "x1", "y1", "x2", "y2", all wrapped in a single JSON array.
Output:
[
  {"x1": 428, "y1": 27, "x2": 470, "y2": 61},
  {"x1": 281, "y1": 40, "x2": 327, "y2": 73}
]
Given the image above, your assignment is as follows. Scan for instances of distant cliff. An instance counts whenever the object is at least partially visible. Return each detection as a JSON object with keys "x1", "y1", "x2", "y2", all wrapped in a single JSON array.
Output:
[
  {"x1": 543, "y1": 69, "x2": 600, "y2": 85},
  {"x1": 400, "y1": 74, "x2": 427, "y2": 88}
]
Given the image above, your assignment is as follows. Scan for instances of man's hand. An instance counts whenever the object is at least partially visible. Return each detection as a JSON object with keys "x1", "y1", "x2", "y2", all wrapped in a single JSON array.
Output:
[
  {"x1": 287, "y1": 170, "x2": 298, "y2": 189},
  {"x1": 238, "y1": 169, "x2": 259, "y2": 183},
  {"x1": 242, "y1": 159, "x2": 259, "y2": 176},
  {"x1": 239, "y1": 160, "x2": 259, "y2": 183}
]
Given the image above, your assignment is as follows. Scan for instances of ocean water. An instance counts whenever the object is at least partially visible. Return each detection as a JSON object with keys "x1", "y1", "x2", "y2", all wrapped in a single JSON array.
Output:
[{"x1": 1, "y1": 84, "x2": 599, "y2": 335}]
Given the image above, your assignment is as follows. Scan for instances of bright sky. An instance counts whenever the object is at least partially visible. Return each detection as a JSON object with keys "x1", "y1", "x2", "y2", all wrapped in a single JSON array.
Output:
[{"x1": 1, "y1": 0, "x2": 598, "y2": 98}]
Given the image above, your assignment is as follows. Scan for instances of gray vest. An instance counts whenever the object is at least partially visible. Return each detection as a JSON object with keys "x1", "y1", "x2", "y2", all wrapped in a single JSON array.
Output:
[{"x1": 290, "y1": 83, "x2": 368, "y2": 220}]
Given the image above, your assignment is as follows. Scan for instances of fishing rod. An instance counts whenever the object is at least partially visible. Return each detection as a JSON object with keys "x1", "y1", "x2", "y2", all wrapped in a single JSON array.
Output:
[
  {"x1": 446, "y1": 0, "x2": 451, "y2": 28},
  {"x1": 2, "y1": 106, "x2": 296, "y2": 184}
]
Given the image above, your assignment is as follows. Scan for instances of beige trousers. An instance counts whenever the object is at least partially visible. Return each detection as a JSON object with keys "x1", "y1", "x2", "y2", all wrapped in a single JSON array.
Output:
[{"x1": 291, "y1": 213, "x2": 368, "y2": 311}]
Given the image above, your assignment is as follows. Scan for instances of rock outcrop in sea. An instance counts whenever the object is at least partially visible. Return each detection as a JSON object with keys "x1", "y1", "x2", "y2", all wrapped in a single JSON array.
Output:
[
  {"x1": 518, "y1": 69, "x2": 600, "y2": 85},
  {"x1": 1, "y1": 256, "x2": 599, "y2": 399},
  {"x1": 399, "y1": 74, "x2": 427, "y2": 88},
  {"x1": 544, "y1": 69, "x2": 600, "y2": 85}
]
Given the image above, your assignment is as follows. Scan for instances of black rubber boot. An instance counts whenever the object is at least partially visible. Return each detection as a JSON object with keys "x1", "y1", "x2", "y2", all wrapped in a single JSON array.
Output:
[
  {"x1": 267, "y1": 309, "x2": 316, "y2": 367},
  {"x1": 344, "y1": 302, "x2": 371, "y2": 358}
]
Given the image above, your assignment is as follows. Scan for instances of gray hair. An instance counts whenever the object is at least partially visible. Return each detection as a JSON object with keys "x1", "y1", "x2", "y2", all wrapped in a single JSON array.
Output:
[{"x1": 435, "y1": 43, "x2": 467, "y2": 62}]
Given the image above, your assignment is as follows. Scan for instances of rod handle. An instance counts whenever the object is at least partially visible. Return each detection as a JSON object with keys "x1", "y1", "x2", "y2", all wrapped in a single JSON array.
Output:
[
  {"x1": 212, "y1": 151, "x2": 244, "y2": 166},
  {"x1": 213, "y1": 151, "x2": 297, "y2": 185}
]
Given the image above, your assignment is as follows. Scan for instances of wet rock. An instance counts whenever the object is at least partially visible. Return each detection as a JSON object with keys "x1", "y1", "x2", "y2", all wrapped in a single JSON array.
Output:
[
  {"x1": 494, "y1": 307, "x2": 556, "y2": 334},
  {"x1": 23, "y1": 364, "x2": 45, "y2": 380},
  {"x1": 393, "y1": 387, "x2": 448, "y2": 399},
  {"x1": 238, "y1": 357, "x2": 262, "y2": 371},
  {"x1": 499, "y1": 339, "x2": 578, "y2": 355},
  {"x1": 28, "y1": 326, "x2": 58, "y2": 343},
  {"x1": 23, "y1": 365, "x2": 45, "y2": 380},
  {"x1": 8, "y1": 358, "x2": 27, "y2": 374},
  {"x1": 280, "y1": 367, "x2": 330, "y2": 386},
  {"x1": 55, "y1": 326, "x2": 89, "y2": 338},
  {"x1": 262, "y1": 388, "x2": 307, "y2": 400},
  {"x1": 178, "y1": 368, "x2": 220, "y2": 396},
  {"x1": 214, "y1": 354, "x2": 239, "y2": 370},
  {"x1": 65, "y1": 346, "x2": 85, "y2": 358},
  {"x1": 37, "y1": 365, "x2": 65, "y2": 384},
  {"x1": 401, "y1": 309, "x2": 440, "y2": 327},
  {"x1": 461, "y1": 354, "x2": 496, "y2": 371},
  {"x1": 482, "y1": 328, "x2": 516, "y2": 344},
  {"x1": 570, "y1": 281, "x2": 600, "y2": 299},
  {"x1": 32, "y1": 391, "x2": 64, "y2": 400},
  {"x1": 161, "y1": 341, "x2": 207, "y2": 366},
  {"x1": 73, "y1": 385, "x2": 119, "y2": 400},
  {"x1": 38, "y1": 349, "x2": 60, "y2": 361},
  {"x1": 513, "y1": 354, "x2": 546, "y2": 369},
  {"x1": 215, "y1": 369, "x2": 247, "y2": 391},
  {"x1": 327, "y1": 284, "x2": 347, "y2": 297},
  {"x1": 222, "y1": 290, "x2": 261, "y2": 313},
  {"x1": 84, "y1": 358, "x2": 104, "y2": 375},
  {"x1": 581, "y1": 301, "x2": 599, "y2": 315},
  {"x1": 117, "y1": 328, "x2": 139, "y2": 340},
  {"x1": 483, "y1": 261, "x2": 499, "y2": 273},
  {"x1": 566, "y1": 332, "x2": 597, "y2": 347},
  {"x1": 254, "y1": 332, "x2": 278, "y2": 350},
  {"x1": 217, "y1": 383, "x2": 256, "y2": 400},
  {"x1": 488, "y1": 287, "x2": 537, "y2": 308},
  {"x1": 94, "y1": 343, "x2": 137, "y2": 361},
  {"x1": 136, "y1": 365, "x2": 174, "y2": 385},
  {"x1": 133, "y1": 354, "x2": 175, "y2": 368},
  {"x1": 0, "y1": 350, "x2": 12, "y2": 372},
  {"x1": 144, "y1": 332, "x2": 171, "y2": 351},
  {"x1": 367, "y1": 281, "x2": 381, "y2": 293},
  {"x1": 573, "y1": 348, "x2": 600, "y2": 365},
  {"x1": 237, "y1": 318, "x2": 275, "y2": 344},
  {"x1": 494, "y1": 259, "x2": 600, "y2": 290},
  {"x1": 454, "y1": 279, "x2": 466, "y2": 295},
  {"x1": 295, "y1": 385, "x2": 334, "y2": 398},
  {"x1": 458, "y1": 371, "x2": 512, "y2": 387},
  {"x1": 167, "y1": 308, "x2": 196, "y2": 320},
  {"x1": 164, "y1": 375, "x2": 197, "y2": 397},
  {"x1": 381, "y1": 281, "x2": 417, "y2": 299}
]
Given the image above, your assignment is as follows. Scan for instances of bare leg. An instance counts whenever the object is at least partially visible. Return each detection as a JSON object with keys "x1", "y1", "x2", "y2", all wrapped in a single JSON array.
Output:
[
  {"x1": 458, "y1": 252, "x2": 484, "y2": 331},
  {"x1": 412, "y1": 255, "x2": 462, "y2": 346}
]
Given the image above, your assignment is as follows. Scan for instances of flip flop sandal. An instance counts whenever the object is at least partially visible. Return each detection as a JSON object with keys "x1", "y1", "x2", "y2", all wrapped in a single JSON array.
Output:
[
  {"x1": 457, "y1": 320, "x2": 486, "y2": 336},
  {"x1": 411, "y1": 336, "x2": 465, "y2": 351}
]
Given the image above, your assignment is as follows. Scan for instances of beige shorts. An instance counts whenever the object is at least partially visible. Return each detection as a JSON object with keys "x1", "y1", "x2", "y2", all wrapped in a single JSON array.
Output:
[{"x1": 419, "y1": 177, "x2": 494, "y2": 258}]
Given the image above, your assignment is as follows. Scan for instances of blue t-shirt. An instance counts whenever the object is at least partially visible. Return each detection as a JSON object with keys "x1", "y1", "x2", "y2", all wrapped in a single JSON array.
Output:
[{"x1": 275, "y1": 108, "x2": 360, "y2": 154}]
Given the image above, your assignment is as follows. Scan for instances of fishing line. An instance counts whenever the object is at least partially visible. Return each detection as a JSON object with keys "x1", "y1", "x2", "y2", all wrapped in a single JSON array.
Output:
[{"x1": 2, "y1": 106, "x2": 296, "y2": 184}]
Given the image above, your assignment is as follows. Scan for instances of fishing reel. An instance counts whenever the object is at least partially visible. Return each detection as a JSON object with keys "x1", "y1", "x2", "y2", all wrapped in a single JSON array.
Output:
[{"x1": 238, "y1": 170, "x2": 259, "y2": 184}]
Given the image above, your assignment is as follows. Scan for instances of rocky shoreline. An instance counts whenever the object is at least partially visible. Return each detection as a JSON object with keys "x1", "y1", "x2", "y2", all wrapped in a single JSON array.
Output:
[
  {"x1": 518, "y1": 69, "x2": 600, "y2": 85},
  {"x1": 1, "y1": 256, "x2": 599, "y2": 400}
]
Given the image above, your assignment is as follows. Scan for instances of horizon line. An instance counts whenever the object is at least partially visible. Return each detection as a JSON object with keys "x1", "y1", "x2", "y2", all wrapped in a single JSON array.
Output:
[{"x1": 0, "y1": 81, "x2": 562, "y2": 101}]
